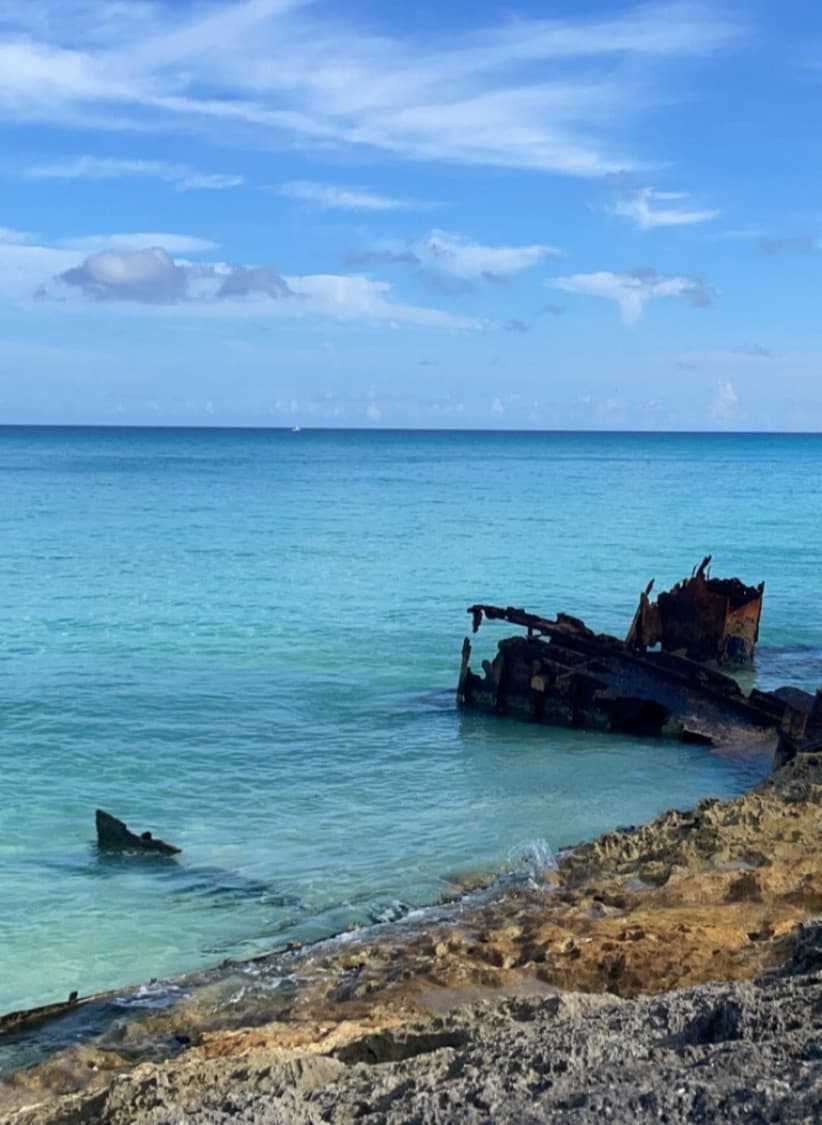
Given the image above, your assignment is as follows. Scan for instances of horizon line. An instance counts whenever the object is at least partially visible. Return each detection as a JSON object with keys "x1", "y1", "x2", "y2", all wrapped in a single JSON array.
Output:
[{"x1": 0, "y1": 424, "x2": 820, "y2": 437}]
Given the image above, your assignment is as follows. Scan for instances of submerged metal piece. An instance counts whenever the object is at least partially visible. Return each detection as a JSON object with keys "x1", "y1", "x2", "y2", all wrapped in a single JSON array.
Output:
[
  {"x1": 95, "y1": 809, "x2": 181, "y2": 856},
  {"x1": 0, "y1": 991, "x2": 80, "y2": 1038}
]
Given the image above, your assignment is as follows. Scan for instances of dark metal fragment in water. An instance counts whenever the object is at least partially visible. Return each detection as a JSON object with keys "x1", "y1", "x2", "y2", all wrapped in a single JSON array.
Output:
[{"x1": 95, "y1": 809, "x2": 182, "y2": 856}]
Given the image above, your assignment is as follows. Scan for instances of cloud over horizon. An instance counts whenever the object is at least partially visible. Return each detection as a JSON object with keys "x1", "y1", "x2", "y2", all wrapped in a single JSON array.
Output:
[
  {"x1": 708, "y1": 379, "x2": 738, "y2": 425},
  {"x1": 554, "y1": 268, "x2": 715, "y2": 324},
  {"x1": 28, "y1": 241, "x2": 483, "y2": 329}
]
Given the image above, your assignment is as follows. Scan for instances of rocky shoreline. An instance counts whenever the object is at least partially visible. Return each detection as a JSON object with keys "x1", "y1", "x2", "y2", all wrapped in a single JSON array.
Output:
[
  {"x1": 13, "y1": 927, "x2": 822, "y2": 1123},
  {"x1": 5, "y1": 750, "x2": 822, "y2": 1123}
]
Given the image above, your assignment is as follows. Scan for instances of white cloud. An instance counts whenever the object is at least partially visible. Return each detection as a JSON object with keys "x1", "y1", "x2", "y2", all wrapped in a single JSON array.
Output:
[
  {"x1": 0, "y1": 226, "x2": 31, "y2": 244},
  {"x1": 273, "y1": 397, "x2": 300, "y2": 415},
  {"x1": 283, "y1": 273, "x2": 482, "y2": 328},
  {"x1": 0, "y1": 38, "x2": 127, "y2": 107},
  {"x1": 59, "y1": 247, "x2": 189, "y2": 302},
  {"x1": 0, "y1": 242, "x2": 81, "y2": 301},
  {"x1": 417, "y1": 230, "x2": 559, "y2": 279},
  {"x1": 607, "y1": 186, "x2": 719, "y2": 230},
  {"x1": 553, "y1": 268, "x2": 714, "y2": 324},
  {"x1": 58, "y1": 233, "x2": 218, "y2": 253},
  {"x1": 708, "y1": 379, "x2": 738, "y2": 425},
  {"x1": 26, "y1": 156, "x2": 245, "y2": 190},
  {"x1": 0, "y1": 235, "x2": 482, "y2": 329},
  {"x1": 279, "y1": 181, "x2": 423, "y2": 211},
  {"x1": 0, "y1": 1, "x2": 744, "y2": 176}
]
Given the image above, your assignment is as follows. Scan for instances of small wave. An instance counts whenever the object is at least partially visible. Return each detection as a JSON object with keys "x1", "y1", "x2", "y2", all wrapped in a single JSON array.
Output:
[
  {"x1": 367, "y1": 899, "x2": 412, "y2": 925},
  {"x1": 506, "y1": 838, "x2": 558, "y2": 889},
  {"x1": 112, "y1": 982, "x2": 183, "y2": 1011}
]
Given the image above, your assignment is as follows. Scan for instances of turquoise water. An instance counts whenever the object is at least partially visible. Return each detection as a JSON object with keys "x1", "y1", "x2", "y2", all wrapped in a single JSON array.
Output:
[{"x1": 2, "y1": 428, "x2": 822, "y2": 1015}]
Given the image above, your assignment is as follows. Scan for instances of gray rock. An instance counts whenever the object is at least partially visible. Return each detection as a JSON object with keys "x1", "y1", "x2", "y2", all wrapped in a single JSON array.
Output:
[{"x1": 17, "y1": 923, "x2": 822, "y2": 1123}]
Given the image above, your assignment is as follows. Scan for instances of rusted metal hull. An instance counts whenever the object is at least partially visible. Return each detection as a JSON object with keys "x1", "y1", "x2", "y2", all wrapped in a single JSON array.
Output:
[
  {"x1": 625, "y1": 556, "x2": 763, "y2": 666},
  {"x1": 458, "y1": 603, "x2": 802, "y2": 749}
]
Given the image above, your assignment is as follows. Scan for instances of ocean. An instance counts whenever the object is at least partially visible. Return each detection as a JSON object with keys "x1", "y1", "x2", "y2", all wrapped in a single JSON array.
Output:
[{"x1": 2, "y1": 427, "x2": 821, "y2": 1019}]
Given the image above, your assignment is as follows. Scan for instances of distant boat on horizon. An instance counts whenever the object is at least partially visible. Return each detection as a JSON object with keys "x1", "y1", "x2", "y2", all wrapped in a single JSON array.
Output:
[{"x1": 291, "y1": 425, "x2": 302, "y2": 433}]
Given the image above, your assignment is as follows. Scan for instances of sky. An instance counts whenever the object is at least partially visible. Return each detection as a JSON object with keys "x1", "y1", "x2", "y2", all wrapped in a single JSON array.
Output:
[{"x1": 1, "y1": 0, "x2": 821, "y2": 430}]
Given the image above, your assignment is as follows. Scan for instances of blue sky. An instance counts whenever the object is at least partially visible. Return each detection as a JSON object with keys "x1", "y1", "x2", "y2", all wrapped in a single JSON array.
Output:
[{"x1": 0, "y1": 0, "x2": 821, "y2": 429}]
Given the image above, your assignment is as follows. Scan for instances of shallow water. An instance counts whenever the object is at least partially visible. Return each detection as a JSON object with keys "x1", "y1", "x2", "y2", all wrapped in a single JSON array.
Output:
[{"x1": 1, "y1": 428, "x2": 821, "y2": 1016}]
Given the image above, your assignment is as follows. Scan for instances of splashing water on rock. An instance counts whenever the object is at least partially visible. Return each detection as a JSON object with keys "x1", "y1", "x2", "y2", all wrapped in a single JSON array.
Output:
[{"x1": 507, "y1": 839, "x2": 558, "y2": 888}]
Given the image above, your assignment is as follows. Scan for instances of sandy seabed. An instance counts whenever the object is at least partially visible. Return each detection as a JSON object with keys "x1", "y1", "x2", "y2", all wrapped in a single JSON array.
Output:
[{"x1": 5, "y1": 750, "x2": 822, "y2": 1123}]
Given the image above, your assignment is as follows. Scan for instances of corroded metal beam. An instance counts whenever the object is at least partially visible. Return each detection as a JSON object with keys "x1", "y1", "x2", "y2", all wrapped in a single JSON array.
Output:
[{"x1": 460, "y1": 583, "x2": 797, "y2": 748}]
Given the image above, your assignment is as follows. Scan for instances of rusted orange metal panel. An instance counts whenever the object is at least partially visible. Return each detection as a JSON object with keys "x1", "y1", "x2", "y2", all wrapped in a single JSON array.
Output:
[{"x1": 626, "y1": 557, "x2": 763, "y2": 666}]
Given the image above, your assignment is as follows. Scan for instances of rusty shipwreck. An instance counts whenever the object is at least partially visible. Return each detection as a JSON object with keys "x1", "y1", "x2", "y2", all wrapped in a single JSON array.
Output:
[
  {"x1": 624, "y1": 556, "x2": 763, "y2": 666},
  {"x1": 457, "y1": 559, "x2": 819, "y2": 751}
]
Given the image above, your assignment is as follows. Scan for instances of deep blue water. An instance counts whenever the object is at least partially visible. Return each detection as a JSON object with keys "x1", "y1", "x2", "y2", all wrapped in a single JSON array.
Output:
[{"x1": 1, "y1": 427, "x2": 821, "y2": 1015}]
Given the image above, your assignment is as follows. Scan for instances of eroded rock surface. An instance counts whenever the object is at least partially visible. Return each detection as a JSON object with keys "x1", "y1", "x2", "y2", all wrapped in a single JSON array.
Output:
[
  {"x1": 10, "y1": 933, "x2": 822, "y2": 1124},
  {"x1": 6, "y1": 751, "x2": 822, "y2": 1123}
]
